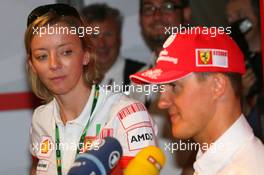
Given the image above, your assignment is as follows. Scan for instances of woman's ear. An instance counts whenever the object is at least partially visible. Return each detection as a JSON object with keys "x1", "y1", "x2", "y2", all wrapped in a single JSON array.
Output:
[
  {"x1": 83, "y1": 51, "x2": 90, "y2": 66},
  {"x1": 28, "y1": 57, "x2": 37, "y2": 74},
  {"x1": 211, "y1": 73, "x2": 227, "y2": 100}
]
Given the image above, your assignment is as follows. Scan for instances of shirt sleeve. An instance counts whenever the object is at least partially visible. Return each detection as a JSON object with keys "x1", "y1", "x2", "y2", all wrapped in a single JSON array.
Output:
[
  {"x1": 112, "y1": 99, "x2": 158, "y2": 168},
  {"x1": 29, "y1": 110, "x2": 41, "y2": 157}
]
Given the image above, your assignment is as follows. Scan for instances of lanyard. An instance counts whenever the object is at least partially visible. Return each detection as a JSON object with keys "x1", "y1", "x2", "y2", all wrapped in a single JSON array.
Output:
[{"x1": 55, "y1": 85, "x2": 99, "y2": 175}]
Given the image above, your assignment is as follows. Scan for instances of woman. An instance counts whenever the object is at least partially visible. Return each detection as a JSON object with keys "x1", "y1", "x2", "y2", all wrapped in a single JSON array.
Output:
[{"x1": 25, "y1": 4, "x2": 157, "y2": 175}]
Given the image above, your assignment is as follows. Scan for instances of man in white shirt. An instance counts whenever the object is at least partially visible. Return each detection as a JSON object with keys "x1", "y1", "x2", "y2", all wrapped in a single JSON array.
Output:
[
  {"x1": 130, "y1": 27, "x2": 264, "y2": 175},
  {"x1": 138, "y1": 1, "x2": 195, "y2": 174}
]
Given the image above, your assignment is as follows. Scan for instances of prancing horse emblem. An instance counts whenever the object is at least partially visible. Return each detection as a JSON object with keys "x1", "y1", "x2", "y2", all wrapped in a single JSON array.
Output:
[{"x1": 199, "y1": 50, "x2": 211, "y2": 64}]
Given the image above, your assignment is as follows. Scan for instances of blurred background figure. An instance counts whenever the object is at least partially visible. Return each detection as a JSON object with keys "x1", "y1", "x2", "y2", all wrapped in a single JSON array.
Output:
[
  {"x1": 139, "y1": 0, "x2": 192, "y2": 61},
  {"x1": 137, "y1": 0, "x2": 196, "y2": 175},
  {"x1": 226, "y1": 0, "x2": 264, "y2": 142},
  {"x1": 82, "y1": 3, "x2": 145, "y2": 87}
]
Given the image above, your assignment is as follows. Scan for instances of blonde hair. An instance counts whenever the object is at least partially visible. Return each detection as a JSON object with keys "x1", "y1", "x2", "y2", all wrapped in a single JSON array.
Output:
[{"x1": 25, "y1": 12, "x2": 101, "y2": 103}]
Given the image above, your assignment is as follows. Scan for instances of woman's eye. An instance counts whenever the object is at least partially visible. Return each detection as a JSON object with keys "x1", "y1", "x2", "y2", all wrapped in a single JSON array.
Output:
[
  {"x1": 35, "y1": 54, "x2": 47, "y2": 61},
  {"x1": 62, "y1": 50, "x2": 73, "y2": 56}
]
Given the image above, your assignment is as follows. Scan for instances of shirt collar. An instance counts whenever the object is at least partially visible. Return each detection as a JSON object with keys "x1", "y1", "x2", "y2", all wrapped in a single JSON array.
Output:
[
  {"x1": 193, "y1": 114, "x2": 254, "y2": 175},
  {"x1": 52, "y1": 85, "x2": 96, "y2": 128}
]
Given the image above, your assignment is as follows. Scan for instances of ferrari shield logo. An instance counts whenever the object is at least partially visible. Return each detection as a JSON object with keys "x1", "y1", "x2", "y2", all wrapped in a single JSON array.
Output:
[{"x1": 199, "y1": 50, "x2": 211, "y2": 64}]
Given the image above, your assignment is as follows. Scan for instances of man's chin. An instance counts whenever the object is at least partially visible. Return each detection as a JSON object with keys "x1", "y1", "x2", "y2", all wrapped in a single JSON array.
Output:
[
  {"x1": 147, "y1": 35, "x2": 168, "y2": 47},
  {"x1": 97, "y1": 59, "x2": 110, "y2": 66},
  {"x1": 97, "y1": 58, "x2": 117, "y2": 70}
]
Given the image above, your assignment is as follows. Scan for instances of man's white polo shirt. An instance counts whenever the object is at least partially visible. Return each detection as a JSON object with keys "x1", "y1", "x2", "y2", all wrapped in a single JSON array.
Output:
[
  {"x1": 193, "y1": 115, "x2": 264, "y2": 175},
  {"x1": 30, "y1": 85, "x2": 157, "y2": 175}
]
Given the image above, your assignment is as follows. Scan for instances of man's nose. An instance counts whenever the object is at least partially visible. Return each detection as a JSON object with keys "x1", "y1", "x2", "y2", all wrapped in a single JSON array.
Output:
[
  {"x1": 158, "y1": 86, "x2": 172, "y2": 109},
  {"x1": 97, "y1": 35, "x2": 107, "y2": 47},
  {"x1": 153, "y1": 7, "x2": 163, "y2": 20}
]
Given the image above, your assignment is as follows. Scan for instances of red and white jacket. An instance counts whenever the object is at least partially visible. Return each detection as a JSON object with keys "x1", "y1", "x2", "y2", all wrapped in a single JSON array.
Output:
[{"x1": 30, "y1": 85, "x2": 158, "y2": 175}]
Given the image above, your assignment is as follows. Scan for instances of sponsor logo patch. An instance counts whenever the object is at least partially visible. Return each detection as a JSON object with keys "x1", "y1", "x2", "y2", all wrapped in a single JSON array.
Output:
[
  {"x1": 100, "y1": 128, "x2": 114, "y2": 139},
  {"x1": 118, "y1": 103, "x2": 151, "y2": 129},
  {"x1": 39, "y1": 136, "x2": 53, "y2": 158},
  {"x1": 199, "y1": 50, "x2": 212, "y2": 64},
  {"x1": 36, "y1": 159, "x2": 49, "y2": 172},
  {"x1": 80, "y1": 136, "x2": 97, "y2": 153},
  {"x1": 141, "y1": 69, "x2": 163, "y2": 79},
  {"x1": 89, "y1": 138, "x2": 105, "y2": 151},
  {"x1": 127, "y1": 126, "x2": 155, "y2": 151},
  {"x1": 157, "y1": 49, "x2": 178, "y2": 64},
  {"x1": 196, "y1": 49, "x2": 228, "y2": 68}
]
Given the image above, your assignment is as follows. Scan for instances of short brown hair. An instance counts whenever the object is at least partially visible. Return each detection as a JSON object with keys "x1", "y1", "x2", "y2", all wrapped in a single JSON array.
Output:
[
  {"x1": 81, "y1": 3, "x2": 123, "y2": 34},
  {"x1": 139, "y1": 0, "x2": 189, "y2": 14},
  {"x1": 195, "y1": 72, "x2": 242, "y2": 98}
]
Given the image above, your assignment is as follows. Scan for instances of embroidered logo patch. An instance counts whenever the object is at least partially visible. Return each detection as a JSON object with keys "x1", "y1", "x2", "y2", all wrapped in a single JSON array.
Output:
[
  {"x1": 36, "y1": 159, "x2": 49, "y2": 172},
  {"x1": 141, "y1": 69, "x2": 163, "y2": 79},
  {"x1": 199, "y1": 50, "x2": 212, "y2": 64},
  {"x1": 100, "y1": 128, "x2": 114, "y2": 138},
  {"x1": 118, "y1": 103, "x2": 150, "y2": 130},
  {"x1": 127, "y1": 126, "x2": 155, "y2": 151},
  {"x1": 80, "y1": 136, "x2": 97, "y2": 153},
  {"x1": 157, "y1": 49, "x2": 178, "y2": 64},
  {"x1": 39, "y1": 136, "x2": 53, "y2": 158},
  {"x1": 196, "y1": 49, "x2": 228, "y2": 68}
]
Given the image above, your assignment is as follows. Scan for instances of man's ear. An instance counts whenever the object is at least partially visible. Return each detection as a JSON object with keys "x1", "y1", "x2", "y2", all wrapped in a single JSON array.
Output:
[
  {"x1": 83, "y1": 51, "x2": 90, "y2": 66},
  {"x1": 211, "y1": 73, "x2": 227, "y2": 100}
]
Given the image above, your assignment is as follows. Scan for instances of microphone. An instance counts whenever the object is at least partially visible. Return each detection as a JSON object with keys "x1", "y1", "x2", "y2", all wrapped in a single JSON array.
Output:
[
  {"x1": 124, "y1": 146, "x2": 166, "y2": 175},
  {"x1": 68, "y1": 137, "x2": 123, "y2": 175}
]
